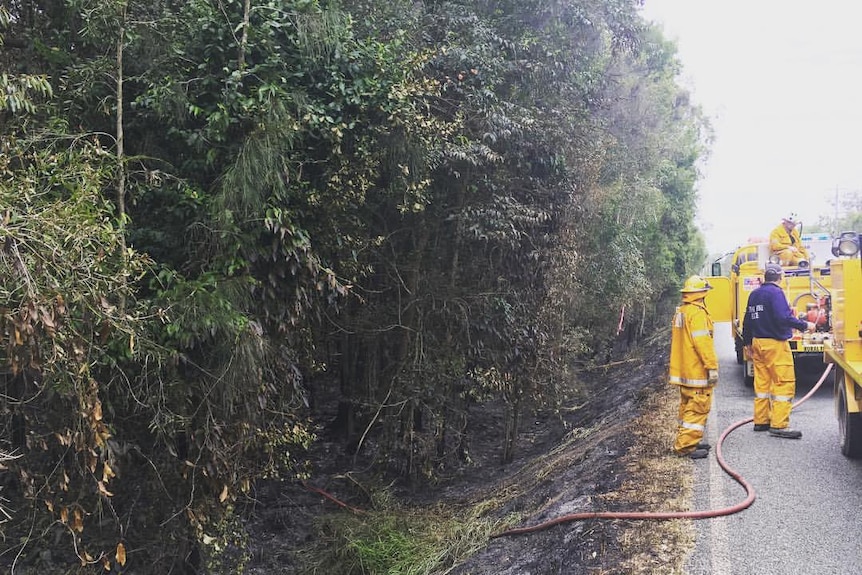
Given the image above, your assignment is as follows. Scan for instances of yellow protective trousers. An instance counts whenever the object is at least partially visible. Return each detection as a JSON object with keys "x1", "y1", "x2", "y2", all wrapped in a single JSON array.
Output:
[
  {"x1": 673, "y1": 386, "x2": 714, "y2": 454},
  {"x1": 774, "y1": 247, "x2": 806, "y2": 266},
  {"x1": 751, "y1": 338, "x2": 796, "y2": 429}
]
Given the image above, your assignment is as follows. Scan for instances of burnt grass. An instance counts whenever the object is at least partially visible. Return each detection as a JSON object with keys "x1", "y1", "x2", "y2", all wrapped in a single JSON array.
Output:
[{"x1": 242, "y1": 341, "x2": 676, "y2": 575}]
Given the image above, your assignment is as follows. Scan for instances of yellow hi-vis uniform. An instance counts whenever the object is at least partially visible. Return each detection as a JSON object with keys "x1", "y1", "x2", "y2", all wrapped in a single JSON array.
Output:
[
  {"x1": 669, "y1": 293, "x2": 719, "y2": 454},
  {"x1": 751, "y1": 338, "x2": 795, "y2": 429},
  {"x1": 769, "y1": 224, "x2": 809, "y2": 265}
]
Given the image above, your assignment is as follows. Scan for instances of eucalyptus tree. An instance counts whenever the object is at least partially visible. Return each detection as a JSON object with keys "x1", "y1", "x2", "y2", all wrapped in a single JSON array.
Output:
[
  {"x1": 0, "y1": 5, "x2": 53, "y2": 115},
  {"x1": 315, "y1": 0, "x2": 709, "y2": 472},
  {"x1": 0, "y1": 131, "x2": 152, "y2": 570},
  {"x1": 0, "y1": 0, "x2": 322, "y2": 570},
  {"x1": 0, "y1": 0, "x2": 710, "y2": 571},
  {"x1": 568, "y1": 21, "x2": 710, "y2": 347}
]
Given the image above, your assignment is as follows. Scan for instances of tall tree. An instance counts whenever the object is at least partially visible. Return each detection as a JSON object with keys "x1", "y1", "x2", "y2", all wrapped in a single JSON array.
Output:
[{"x1": 0, "y1": 0, "x2": 710, "y2": 570}]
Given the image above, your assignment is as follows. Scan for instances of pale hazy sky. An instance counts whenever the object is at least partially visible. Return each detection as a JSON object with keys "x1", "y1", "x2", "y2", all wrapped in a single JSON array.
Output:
[{"x1": 640, "y1": 0, "x2": 862, "y2": 255}]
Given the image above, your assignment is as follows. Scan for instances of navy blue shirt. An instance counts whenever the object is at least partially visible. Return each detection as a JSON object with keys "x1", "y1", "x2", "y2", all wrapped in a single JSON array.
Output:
[{"x1": 742, "y1": 282, "x2": 808, "y2": 344}]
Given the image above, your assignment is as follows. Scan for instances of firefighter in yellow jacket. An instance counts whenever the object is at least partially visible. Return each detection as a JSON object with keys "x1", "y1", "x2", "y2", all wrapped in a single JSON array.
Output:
[
  {"x1": 769, "y1": 213, "x2": 809, "y2": 267},
  {"x1": 669, "y1": 275, "x2": 719, "y2": 459}
]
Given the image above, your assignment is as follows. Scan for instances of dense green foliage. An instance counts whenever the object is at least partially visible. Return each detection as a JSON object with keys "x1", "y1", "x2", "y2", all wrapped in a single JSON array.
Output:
[{"x1": 0, "y1": 0, "x2": 708, "y2": 571}]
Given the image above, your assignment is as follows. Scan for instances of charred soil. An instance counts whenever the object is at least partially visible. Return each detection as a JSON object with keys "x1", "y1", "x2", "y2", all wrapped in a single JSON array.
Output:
[{"x1": 244, "y1": 337, "x2": 694, "y2": 575}]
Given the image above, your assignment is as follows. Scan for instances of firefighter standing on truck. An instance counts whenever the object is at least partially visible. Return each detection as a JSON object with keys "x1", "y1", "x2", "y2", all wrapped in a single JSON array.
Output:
[
  {"x1": 769, "y1": 213, "x2": 810, "y2": 267},
  {"x1": 742, "y1": 263, "x2": 816, "y2": 438},
  {"x1": 669, "y1": 275, "x2": 719, "y2": 460}
]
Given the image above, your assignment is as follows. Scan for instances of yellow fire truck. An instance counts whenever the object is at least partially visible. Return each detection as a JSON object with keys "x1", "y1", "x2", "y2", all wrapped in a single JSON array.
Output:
[
  {"x1": 823, "y1": 232, "x2": 862, "y2": 458},
  {"x1": 707, "y1": 230, "x2": 862, "y2": 458},
  {"x1": 706, "y1": 233, "x2": 834, "y2": 386}
]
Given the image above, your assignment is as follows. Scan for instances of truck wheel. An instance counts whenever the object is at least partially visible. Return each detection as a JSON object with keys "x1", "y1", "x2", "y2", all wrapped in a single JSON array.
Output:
[
  {"x1": 837, "y1": 371, "x2": 862, "y2": 459},
  {"x1": 734, "y1": 337, "x2": 744, "y2": 365},
  {"x1": 742, "y1": 359, "x2": 754, "y2": 387}
]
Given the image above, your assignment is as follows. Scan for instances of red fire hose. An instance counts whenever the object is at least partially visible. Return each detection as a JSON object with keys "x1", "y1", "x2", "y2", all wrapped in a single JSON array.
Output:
[{"x1": 490, "y1": 363, "x2": 834, "y2": 538}]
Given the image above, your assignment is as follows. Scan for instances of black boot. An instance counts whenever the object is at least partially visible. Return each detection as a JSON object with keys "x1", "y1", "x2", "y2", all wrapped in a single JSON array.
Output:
[{"x1": 768, "y1": 427, "x2": 802, "y2": 439}]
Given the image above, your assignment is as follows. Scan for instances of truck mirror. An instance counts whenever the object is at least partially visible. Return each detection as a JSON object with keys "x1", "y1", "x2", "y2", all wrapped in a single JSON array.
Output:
[{"x1": 711, "y1": 262, "x2": 722, "y2": 276}]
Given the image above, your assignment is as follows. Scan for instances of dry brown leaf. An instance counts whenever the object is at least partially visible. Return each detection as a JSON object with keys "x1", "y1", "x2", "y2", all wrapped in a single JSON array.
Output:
[
  {"x1": 116, "y1": 542, "x2": 127, "y2": 566},
  {"x1": 97, "y1": 481, "x2": 114, "y2": 497},
  {"x1": 92, "y1": 401, "x2": 103, "y2": 421},
  {"x1": 72, "y1": 508, "x2": 84, "y2": 532},
  {"x1": 80, "y1": 550, "x2": 93, "y2": 566},
  {"x1": 94, "y1": 424, "x2": 112, "y2": 448},
  {"x1": 102, "y1": 462, "x2": 115, "y2": 481},
  {"x1": 40, "y1": 307, "x2": 55, "y2": 328}
]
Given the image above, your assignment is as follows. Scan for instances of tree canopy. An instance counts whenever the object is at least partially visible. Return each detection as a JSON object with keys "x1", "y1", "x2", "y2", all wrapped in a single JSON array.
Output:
[{"x1": 0, "y1": 0, "x2": 708, "y2": 571}]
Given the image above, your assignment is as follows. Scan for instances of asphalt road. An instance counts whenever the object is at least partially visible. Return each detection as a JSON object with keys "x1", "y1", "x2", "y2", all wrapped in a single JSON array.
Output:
[{"x1": 684, "y1": 322, "x2": 862, "y2": 575}]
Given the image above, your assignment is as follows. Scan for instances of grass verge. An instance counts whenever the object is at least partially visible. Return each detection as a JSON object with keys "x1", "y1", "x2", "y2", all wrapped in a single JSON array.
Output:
[
  {"x1": 298, "y1": 498, "x2": 502, "y2": 575},
  {"x1": 599, "y1": 382, "x2": 695, "y2": 574}
]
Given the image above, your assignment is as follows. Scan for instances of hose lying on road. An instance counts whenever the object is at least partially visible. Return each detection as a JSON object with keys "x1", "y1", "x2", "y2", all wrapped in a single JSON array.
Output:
[{"x1": 490, "y1": 363, "x2": 834, "y2": 538}]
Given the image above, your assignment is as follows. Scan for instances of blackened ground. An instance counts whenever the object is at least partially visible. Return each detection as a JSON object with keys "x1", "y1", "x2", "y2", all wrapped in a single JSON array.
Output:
[{"x1": 243, "y1": 338, "x2": 690, "y2": 575}]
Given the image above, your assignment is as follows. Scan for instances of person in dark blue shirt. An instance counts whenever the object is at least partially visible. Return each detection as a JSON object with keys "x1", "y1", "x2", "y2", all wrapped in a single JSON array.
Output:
[{"x1": 742, "y1": 263, "x2": 815, "y2": 438}]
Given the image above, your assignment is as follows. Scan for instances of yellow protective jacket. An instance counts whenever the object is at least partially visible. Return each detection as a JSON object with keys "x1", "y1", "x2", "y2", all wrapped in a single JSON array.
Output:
[
  {"x1": 668, "y1": 295, "x2": 718, "y2": 388},
  {"x1": 769, "y1": 224, "x2": 809, "y2": 259}
]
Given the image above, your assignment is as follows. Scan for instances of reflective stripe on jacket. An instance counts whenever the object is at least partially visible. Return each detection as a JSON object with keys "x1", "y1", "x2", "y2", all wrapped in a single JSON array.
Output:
[{"x1": 669, "y1": 296, "x2": 718, "y2": 388}]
